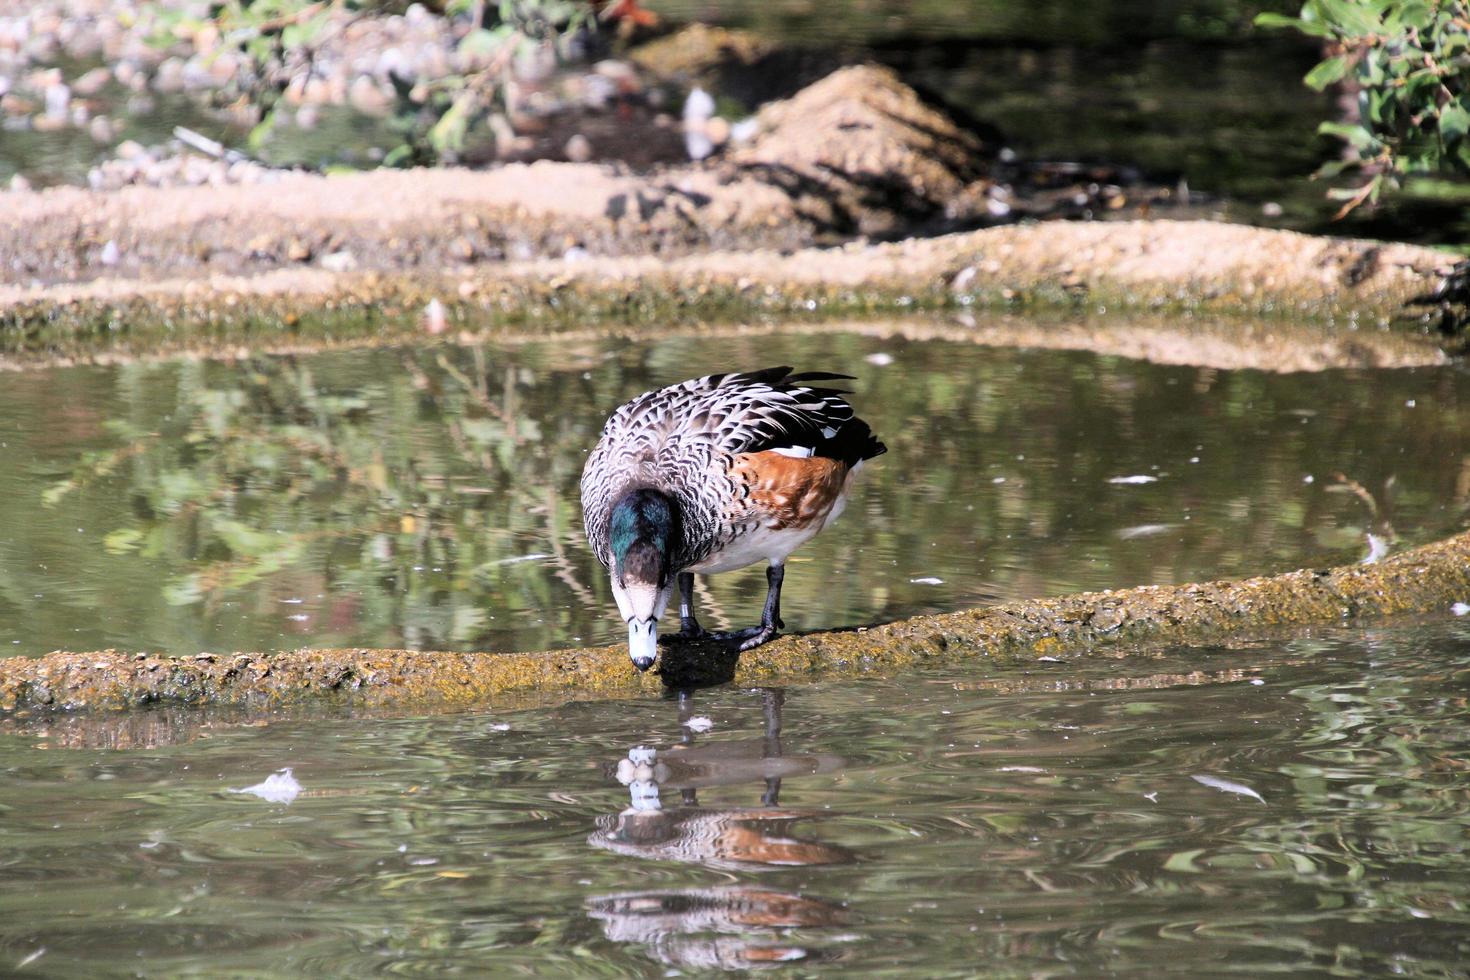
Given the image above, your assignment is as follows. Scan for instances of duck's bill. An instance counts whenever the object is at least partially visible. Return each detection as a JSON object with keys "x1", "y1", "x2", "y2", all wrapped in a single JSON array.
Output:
[{"x1": 628, "y1": 618, "x2": 658, "y2": 671}]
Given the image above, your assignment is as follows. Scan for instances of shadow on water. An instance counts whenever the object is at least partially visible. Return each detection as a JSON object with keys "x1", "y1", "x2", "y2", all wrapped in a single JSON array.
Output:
[{"x1": 587, "y1": 689, "x2": 856, "y2": 969}]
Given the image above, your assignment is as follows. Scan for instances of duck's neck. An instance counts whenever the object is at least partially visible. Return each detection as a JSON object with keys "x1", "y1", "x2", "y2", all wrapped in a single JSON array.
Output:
[{"x1": 610, "y1": 488, "x2": 676, "y2": 583}]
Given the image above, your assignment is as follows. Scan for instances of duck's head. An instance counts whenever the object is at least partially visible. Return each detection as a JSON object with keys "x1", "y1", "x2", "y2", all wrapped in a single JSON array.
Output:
[{"x1": 608, "y1": 488, "x2": 675, "y2": 671}]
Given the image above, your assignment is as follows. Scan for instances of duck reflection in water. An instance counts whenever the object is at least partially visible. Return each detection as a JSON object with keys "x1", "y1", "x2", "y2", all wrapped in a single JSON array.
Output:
[{"x1": 586, "y1": 689, "x2": 854, "y2": 969}]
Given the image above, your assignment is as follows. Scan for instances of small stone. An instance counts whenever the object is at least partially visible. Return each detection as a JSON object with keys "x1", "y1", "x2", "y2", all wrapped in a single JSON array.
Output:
[
  {"x1": 1, "y1": 93, "x2": 36, "y2": 116},
  {"x1": 7, "y1": 174, "x2": 31, "y2": 193},
  {"x1": 302, "y1": 76, "x2": 330, "y2": 105},
  {"x1": 72, "y1": 67, "x2": 111, "y2": 97},
  {"x1": 319, "y1": 250, "x2": 357, "y2": 272},
  {"x1": 421, "y1": 298, "x2": 447, "y2": 335},
  {"x1": 98, "y1": 240, "x2": 120, "y2": 266},
  {"x1": 348, "y1": 75, "x2": 391, "y2": 113},
  {"x1": 115, "y1": 139, "x2": 148, "y2": 161},
  {"x1": 564, "y1": 133, "x2": 592, "y2": 163},
  {"x1": 153, "y1": 57, "x2": 185, "y2": 94},
  {"x1": 287, "y1": 238, "x2": 312, "y2": 262}
]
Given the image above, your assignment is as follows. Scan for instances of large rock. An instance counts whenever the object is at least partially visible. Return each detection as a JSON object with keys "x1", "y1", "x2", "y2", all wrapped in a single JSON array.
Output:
[{"x1": 729, "y1": 64, "x2": 990, "y2": 236}]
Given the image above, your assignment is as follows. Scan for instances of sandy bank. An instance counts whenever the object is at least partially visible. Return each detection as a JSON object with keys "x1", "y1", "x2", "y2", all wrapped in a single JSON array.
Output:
[{"x1": 0, "y1": 64, "x2": 1457, "y2": 366}]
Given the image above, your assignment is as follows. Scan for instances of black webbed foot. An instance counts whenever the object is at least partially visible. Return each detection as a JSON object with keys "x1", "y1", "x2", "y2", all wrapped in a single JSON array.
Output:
[
  {"x1": 706, "y1": 624, "x2": 780, "y2": 651},
  {"x1": 735, "y1": 624, "x2": 780, "y2": 651}
]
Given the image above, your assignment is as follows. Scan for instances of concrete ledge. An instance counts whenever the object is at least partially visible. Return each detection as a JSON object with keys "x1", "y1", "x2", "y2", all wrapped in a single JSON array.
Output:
[
  {"x1": 4, "y1": 529, "x2": 1467, "y2": 717},
  {"x1": 0, "y1": 221, "x2": 1457, "y2": 369}
]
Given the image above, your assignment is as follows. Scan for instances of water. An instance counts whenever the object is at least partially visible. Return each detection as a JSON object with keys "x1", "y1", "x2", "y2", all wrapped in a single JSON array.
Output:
[
  {"x1": 1, "y1": 323, "x2": 1466, "y2": 659},
  {"x1": 2, "y1": 619, "x2": 1470, "y2": 974},
  {"x1": 1, "y1": 320, "x2": 1468, "y2": 974}
]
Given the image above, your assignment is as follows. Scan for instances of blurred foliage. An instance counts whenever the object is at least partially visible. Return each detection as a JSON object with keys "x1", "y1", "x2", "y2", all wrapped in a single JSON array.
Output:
[
  {"x1": 1258, "y1": 0, "x2": 1470, "y2": 215},
  {"x1": 141, "y1": 0, "x2": 597, "y2": 164}
]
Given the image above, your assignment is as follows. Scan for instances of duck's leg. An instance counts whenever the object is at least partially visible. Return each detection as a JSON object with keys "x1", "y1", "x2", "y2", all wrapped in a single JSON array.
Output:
[
  {"x1": 722, "y1": 562, "x2": 785, "y2": 652},
  {"x1": 659, "y1": 572, "x2": 709, "y2": 644}
]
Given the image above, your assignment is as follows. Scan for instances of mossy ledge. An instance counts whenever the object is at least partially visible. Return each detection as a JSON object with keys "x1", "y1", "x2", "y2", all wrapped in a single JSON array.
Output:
[
  {"x1": 3, "y1": 530, "x2": 1467, "y2": 717},
  {"x1": 0, "y1": 220, "x2": 1459, "y2": 369}
]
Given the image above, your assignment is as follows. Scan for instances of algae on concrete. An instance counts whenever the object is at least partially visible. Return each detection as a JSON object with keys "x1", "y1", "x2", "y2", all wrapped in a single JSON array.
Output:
[{"x1": 3, "y1": 529, "x2": 1467, "y2": 718}]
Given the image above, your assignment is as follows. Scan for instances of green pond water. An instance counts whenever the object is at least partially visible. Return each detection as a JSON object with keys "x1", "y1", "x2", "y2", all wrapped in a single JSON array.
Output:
[
  {"x1": 2, "y1": 620, "x2": 1470, "y2": 975},
  {"x1": 1, "y1": 324, "x2": 1467, "y2": 659},
  {"x1": 1, "y1": 322, "x2": 1469, "y2": 975}
]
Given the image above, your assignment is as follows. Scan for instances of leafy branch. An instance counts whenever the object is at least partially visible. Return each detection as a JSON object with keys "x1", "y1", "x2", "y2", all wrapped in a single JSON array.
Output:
[{"x1": 1258, "y1": 0, "x2": 1470, "y2": 215}]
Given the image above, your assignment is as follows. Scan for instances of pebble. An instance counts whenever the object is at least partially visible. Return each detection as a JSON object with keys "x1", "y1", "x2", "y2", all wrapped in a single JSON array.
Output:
[
  {"x1": 87, "y1": 142, "x2": 286, "y2": 191},
  {"x1": 319, "y1": 250, "x2": 357, "y2": 272},
  {"x1": 72, "y1": 66, "x2": 110, "y2": 96},
  {"x1": 564, "y1": 133, "x2": 592, "y2": 162}
]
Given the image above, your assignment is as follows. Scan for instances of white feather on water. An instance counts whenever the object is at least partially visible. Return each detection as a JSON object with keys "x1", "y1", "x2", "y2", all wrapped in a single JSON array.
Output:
[
  {"x1": 1117, "y1": 523, "x2": 1174, "y2": 539},
  {"x1": 230, "y1": 768, "x2": 302, "y2": 804},
  {"x1": 1192, "y1": 774, "x2": 1266, "y2": 804}
]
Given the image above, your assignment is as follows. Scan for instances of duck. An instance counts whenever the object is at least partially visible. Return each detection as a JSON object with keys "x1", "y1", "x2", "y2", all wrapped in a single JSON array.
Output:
[{"x1": 581, "y1": 366, "x2": 886, "y2": 671}]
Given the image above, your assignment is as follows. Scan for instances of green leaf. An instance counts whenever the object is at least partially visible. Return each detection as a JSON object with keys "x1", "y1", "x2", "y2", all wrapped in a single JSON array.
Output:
[
  {"x1": 1317, "y1": 120, "x2": 1379, "y2": 150},
  {"x1": 460, "y1": 25, "x2": 515, "y2": 56},
  {"x1": 1315, "y1": 0, "x2": 1382, "y2": 36},
  {"x1": 1439, "y1": 102, "x2": 1470, "y2": 143},
  {"x1": 1390, "y1": 1, "x2": 1434, "y2": 30},
  {"x1": 1305, "y1": 54, "x2": 1352, "y2": 90},
  {"x1": 1253, "y1": 12, "x2": 1327, "y2": 35},
  {"x1": 381, "y1": 143, "x2": 416, "y2": 168},
  {"x1": 428, "y1": 91, "x2": 476, "y2": 155}
]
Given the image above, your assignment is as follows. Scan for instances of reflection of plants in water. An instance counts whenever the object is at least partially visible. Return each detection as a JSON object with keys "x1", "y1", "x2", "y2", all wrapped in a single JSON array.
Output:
[
  {"x1": 21, "y1": 332, "x2": 1470, "y2": 658},
  {"x1": 43, "y1": 348, "x2": 595, "y2": 649}
]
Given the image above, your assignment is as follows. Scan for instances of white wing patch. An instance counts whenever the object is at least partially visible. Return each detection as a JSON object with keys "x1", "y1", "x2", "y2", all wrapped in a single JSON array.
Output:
[{"x1": 771, "y1": 446, "x2": 814, "y2": 458}]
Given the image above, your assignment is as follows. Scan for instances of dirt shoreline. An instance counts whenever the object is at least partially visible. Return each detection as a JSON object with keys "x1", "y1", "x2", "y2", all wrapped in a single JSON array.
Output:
[
  {"x1": 1, "y1": 63, "x2": 1457, "y2": 364},
  {"x1": 3, "y1": 529, "x2": 1467, "y2": 718},
  {"x1": 0, "y1": 219, "x2": 1456, "y2": 370}
]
